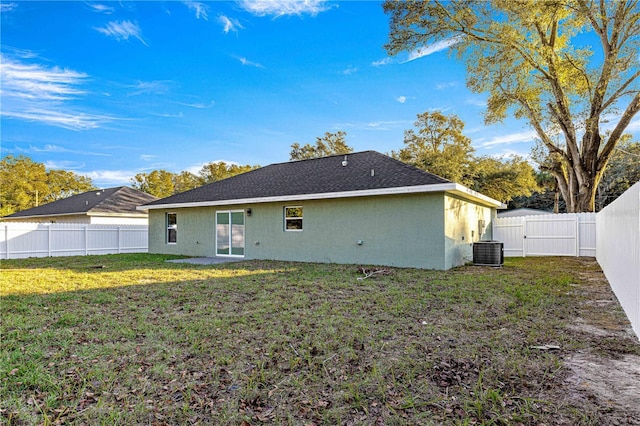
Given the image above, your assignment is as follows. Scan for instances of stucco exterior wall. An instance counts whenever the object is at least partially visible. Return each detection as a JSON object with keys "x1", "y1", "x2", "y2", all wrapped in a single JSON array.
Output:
[
  {"x1": 444, "y1": 194, "x2": 495, "y2": 269},
  {"x1": 149, "y1": 193, "x2": 449, "y2": 269}
]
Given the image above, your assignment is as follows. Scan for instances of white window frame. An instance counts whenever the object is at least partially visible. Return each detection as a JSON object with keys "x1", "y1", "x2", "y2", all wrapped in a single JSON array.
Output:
[
  {"x1": 284, "y1": 206, "x2": 303, "y2": 231},
  {"x1": 166, "y1": 212, "x2": 177, "y2": 244}
]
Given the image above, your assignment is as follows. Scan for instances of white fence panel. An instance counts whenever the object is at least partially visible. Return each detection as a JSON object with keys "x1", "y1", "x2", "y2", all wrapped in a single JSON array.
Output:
[
  {"x1": 0, "y1": 223, "x2": 148, "y2": 259},
  {"x1": 493, "y1": 213, "x2": 596, "y2": 257},
  {"x1": 596, "y1": 182, "x2": 640, "y2": 338}
]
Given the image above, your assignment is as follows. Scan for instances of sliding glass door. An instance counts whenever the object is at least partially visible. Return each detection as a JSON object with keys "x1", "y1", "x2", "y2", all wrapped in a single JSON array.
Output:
[{"x1": 216, "y1": 210, "x2": 245, "y2": 256}]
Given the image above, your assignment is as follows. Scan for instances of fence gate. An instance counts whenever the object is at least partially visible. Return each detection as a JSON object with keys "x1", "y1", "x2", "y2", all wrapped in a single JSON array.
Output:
[{"x1": 493, "y1": 213, "x2": 596, "y2": 257}]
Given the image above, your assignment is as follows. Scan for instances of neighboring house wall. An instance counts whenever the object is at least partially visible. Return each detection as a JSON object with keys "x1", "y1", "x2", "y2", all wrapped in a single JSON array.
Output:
[
  {"x1": 148, "y1": 193, "x2": 496, "y2": 270},
  {"x1": 2, "y1": 215, "x2": 148, "y2": 225},
  {"x1": 444, "y1": 194, "x2": 495, "y2": 270},
  {"x1": 88, "y1": 216, "x2": 149, "y2": 225},
  {"x1": 2, "y1": 214, "x2": 91, "y2": 224}
]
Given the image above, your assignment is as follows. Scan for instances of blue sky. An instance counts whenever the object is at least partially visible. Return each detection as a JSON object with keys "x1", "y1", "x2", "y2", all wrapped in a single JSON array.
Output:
[{"x1": 2, "y1": 1, "x2": 637, "y2": 188}]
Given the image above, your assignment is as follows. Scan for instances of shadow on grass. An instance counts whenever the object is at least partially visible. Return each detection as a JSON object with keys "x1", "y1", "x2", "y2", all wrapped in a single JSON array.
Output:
[{"x1": 1, "y1": 255, "x2": 638, "y2": 425}]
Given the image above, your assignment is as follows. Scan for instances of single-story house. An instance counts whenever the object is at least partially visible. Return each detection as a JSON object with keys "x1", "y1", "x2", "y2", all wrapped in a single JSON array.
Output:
[
  {"x1": 497, "y1": 208, "x2": 552, "y2": 218},
  {"x1": 140, "y1": 151, "x2": 506, "y2": 270},
  {"x1": 2, "y1": 186, "x2": 157, "y2": 225}
]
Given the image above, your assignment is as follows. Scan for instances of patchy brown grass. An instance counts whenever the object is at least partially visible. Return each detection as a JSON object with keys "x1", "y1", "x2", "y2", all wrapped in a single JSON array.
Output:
[{"x1": 1, "y1": 254, "x2": 638, "y2": 425}]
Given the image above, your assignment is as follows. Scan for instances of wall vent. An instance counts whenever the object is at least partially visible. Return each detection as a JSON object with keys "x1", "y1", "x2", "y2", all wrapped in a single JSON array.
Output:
[{"x1": 473, "y1": 241, "x2": 504, "y2": 267}]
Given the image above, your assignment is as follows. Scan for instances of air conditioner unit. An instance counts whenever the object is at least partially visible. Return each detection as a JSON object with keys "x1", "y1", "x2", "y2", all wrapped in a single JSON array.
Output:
[{"x1": 473, "y1": 241, "x2": 504, "y2": 266}]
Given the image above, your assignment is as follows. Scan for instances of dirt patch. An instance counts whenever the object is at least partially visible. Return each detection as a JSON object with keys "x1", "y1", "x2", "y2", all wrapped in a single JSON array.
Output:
[{"x1": 563, "y1": 258, "x2": 640, "y2": 424}]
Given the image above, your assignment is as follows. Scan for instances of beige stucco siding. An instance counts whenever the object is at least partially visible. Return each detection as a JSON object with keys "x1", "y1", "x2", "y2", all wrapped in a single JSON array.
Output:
[
  {"x1": 148, "y1": 192, "x2": 496, "y2": 270},
  {"x1": 149, "y1": 193, "x2": 448, "y2": 269},
  {"x1": 443, "y1": 194, "x2": 495, "y2": 269}
]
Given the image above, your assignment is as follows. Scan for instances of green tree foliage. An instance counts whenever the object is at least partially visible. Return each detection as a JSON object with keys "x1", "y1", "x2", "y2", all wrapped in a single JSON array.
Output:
[
  {"x1": 0, "y1": 155, "x2": 95, "y2": 216},
  {"x1": 131, "y1": 170, "x2": 180, "y2": 198},
  {"x1": 290, "y1": 131, "x2": 353, "y2": 160},
  {"x1": 131, "y1": 162, "x2": 259, "y2": 198},
  {"x1": 392, "y1": 111, "x2": 475, "y2": 185},
  {"x1": 392, "y1": 111, "x2": 537, "y2": 203},
  {"x1": 596, "y1": 135, "x2": 640, "y2": 210},
  {"x1": 384, "y1": 0, "x2": 640, "y2": 212},
  {"x1": 198, "y1": 162, "x2": 259, "y2": 184},
  {"x1": 470, "y1": 156, "x2": 538, "y2": 203}
]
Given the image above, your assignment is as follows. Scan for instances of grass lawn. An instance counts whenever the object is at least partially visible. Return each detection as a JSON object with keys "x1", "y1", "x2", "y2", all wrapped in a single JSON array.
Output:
[{"x1": 1, "y1": 254, "x2": 638, "y2": 425}]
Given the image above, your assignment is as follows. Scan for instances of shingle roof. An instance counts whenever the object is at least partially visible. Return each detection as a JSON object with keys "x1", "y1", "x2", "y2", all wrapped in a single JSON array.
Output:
[
  {"x1": 143, "y1": 150, "x2": 450, "y2": 207},
  {"x1": 4, "y1": 186, "x2": 158, "y2": 218}
]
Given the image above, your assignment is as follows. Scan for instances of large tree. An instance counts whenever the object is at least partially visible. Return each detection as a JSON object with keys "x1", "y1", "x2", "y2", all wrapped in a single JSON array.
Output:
[
  {"x1": 392, "y1": 111, "x2": 475, "y2": 185},
  {"x1": 0, "y1": 155, "x2": 95, "y2": 216},
  {"x1": 290, "y1": 131, "x2": 353, "y2": 160},
  {"x1": 384, "y1": 0, "x2": 640, "y2": 212},
  {"x1": 392, "y1": 111, "x2": 537, "y2": 203}
]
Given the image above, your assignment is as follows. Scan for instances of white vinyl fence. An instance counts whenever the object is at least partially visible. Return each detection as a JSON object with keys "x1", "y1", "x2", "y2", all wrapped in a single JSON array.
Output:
[
  {"x1": 596, "y1": 182, "x2": 640, "y2": 338},
  {"x1": 493, "y1": 213, "x2": 596, "y2": 257},
  {"x1": 0, "y1": 223, "x2": 148, "y2": 260}
]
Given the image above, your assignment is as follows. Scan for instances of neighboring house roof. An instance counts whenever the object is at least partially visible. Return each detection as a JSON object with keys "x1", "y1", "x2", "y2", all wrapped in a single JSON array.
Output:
[
  {"x1": 3, "y1": 186, "x2": 158, "y2": 219},
  {"x1": 497, "y1": 208, "x2": 552, "y2": 218},
  {"x1": 141, "y1": 151, "x2": 505, "y2": 210}
]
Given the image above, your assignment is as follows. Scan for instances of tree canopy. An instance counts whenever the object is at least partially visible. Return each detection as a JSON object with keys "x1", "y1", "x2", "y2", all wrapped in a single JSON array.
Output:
[
  {"x1": 392, "y1": 111, "x2": 538, "y2": 203},
  {"x1": 385, "y1": 0, "x2": 640, "y2": 212},
  {"x1": 131, "y1": 161, "x2": 259, "y2": 198},
  {"x1": 290, "y1": 131, "x2": 353, "y2": 160},
  {"x1": 0, "y1": 155, "x2": 95, "y2": 216}
]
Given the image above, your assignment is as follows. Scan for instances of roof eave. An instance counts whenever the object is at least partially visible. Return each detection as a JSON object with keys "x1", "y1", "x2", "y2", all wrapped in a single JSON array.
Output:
[{"x1": 138, "y1": 183, "x2": 505, "y2": 211}]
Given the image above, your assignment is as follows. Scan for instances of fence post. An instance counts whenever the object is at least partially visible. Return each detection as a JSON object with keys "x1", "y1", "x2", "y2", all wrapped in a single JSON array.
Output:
[
  {"x1": 4, "y1": 224, "x2": 8, "y2": 259},
  {"x1": 117, "y1": 227, "x2": 121, "y2": 254},
  {"x1": 84, "y1": 225, "x2": 88, "y2": 256},
  {"x1": 522, "y1": 217, "x2": 526, "y2": 257},
  {"x1": 575, "y1": 214, "x2": 579, "y2": 257},
  {"x1": 48, "y1": 224, "x2": 52, "y2": 257}
]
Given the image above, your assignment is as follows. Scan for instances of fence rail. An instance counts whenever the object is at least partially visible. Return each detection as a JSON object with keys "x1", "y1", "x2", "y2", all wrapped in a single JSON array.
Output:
[
  {"x1": 493, "y1": 213, "x2": 596, "y2": 257},
  {"x1": 1, "y1": 223, "x2": 148, "y2": 260}
]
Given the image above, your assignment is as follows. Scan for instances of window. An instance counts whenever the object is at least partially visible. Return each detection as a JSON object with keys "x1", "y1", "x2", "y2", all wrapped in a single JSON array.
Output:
[
  {"x1": 166, "y1": 213, "x2": 177, "y2": 244},
  {"x1": 284, "y1": 206, "x2": 303, "y2": 231}
]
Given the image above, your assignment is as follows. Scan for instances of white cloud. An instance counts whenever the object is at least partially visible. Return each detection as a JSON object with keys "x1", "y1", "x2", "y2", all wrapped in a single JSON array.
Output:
[
  {"x1": 1, "y1": 55, "x2": 88, "y2": 100},
  {"x1": 85, "y1": 170, "x2": 138, "y2": 186},
  {"x1": 140, "y1": 154, "x2": 157, "y2": 161},
  {"x1": 219, "y1": 14, "x2": 243, "y2": 33},
  {"x1": 182, "y1": 1, "x2": 208, "y2": 20},
  {"x1": 477, "y1": 130, "x2": 538, "y2": 148},
  {"x1": 397, "y1": 96, "x2": 406, "y2": 104},
  {"x1": 628, "y1": 117, "x2": 640, "y2": 132},
  {"x1": 86, "y1": 3, "x2": 114, "y2": 14},
  {"x1": 339, "y1": 120, "x2": 412, "y2": 131},
  {"x1": 404, "y1": 37, "x2": 462, "y2": 63},
  {"x1": 371, "y1": 57, "x2": 393, "y2": 67},
  {"x1": 44, "y1": 160, "x2": 86, "y2": 170},
  {"x1": 236, "y1": 56, "x2": 264, "y2": 68},
  {"x1": 373, "y1": 37, "x2": 462, "y2": 67},
  {"x1": 177, "y1": 100, "x2": 215, "y2": 109},
  {"x1": 126, "y1": 80, "x2": 173, "y2": 96},
  {"x1": 238, "y1": 0, "x2": 333, "y2": 17},
  {"x1": 30, "y1": 144, "x2": 111, "y2": 156},
  {"x1": 465, "y1": 97, "x2": 487, "y2": 107},
  {"x1": 339, "y1": 65, "x2": 357, "y2": 75},
  {"x1": 0, "y1": 2, "x2": 17, "y2": 12},
  {"x1": 436, "y1": 81, "x2": 458, "y2": 90},
  {"x1": 95, "y1": 20, "x2": 148, "y2": 46},
  {"x1": 2, "y1": 109, "x2": 114, "y2": 131},
  {"x1": 0, "y1": 55, "x2": 117, "y2": 131}
]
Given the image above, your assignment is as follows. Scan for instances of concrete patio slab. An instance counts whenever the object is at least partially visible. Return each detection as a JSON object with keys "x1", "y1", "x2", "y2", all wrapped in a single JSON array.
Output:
[{"x1": 166, "y1": 257, "x2": 242, "y2": 265}]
